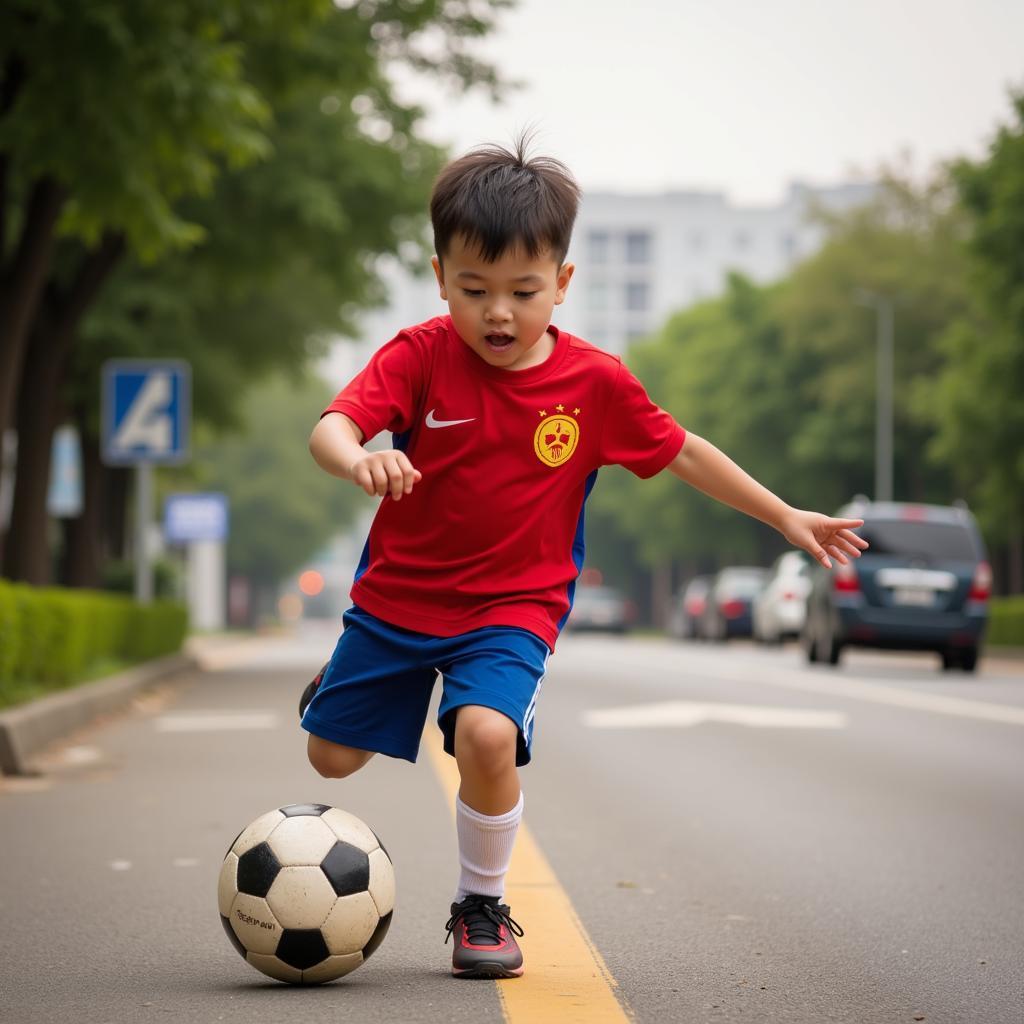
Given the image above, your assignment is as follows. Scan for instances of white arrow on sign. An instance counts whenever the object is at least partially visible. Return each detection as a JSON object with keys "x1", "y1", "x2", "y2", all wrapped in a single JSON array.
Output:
[
  {"x1": 583, "y1": 701, "x2": 847, "y2": 730},
  {"x1": 112, "y1": 372, "x2": 173, "y2": 452}
]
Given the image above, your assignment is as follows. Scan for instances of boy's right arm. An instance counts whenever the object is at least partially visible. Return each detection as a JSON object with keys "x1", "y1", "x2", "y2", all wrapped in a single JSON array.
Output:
[{"x1": 309, "y1": 412, "x2": 421, "y2": 502}]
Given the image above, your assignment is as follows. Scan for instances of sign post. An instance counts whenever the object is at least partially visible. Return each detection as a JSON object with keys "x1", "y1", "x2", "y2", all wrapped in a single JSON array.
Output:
[
  {"x1": 164, "y1": 492, "x2": 229, "y2": 631},
  {"x1": 102, "y1": 360, "x2": 191, "y2": 604}
]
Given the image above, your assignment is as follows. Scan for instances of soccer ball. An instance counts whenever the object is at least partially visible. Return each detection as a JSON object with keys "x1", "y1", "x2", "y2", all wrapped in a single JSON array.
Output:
[{"x1": 218, "y1": 803, "x2": 395, "y2": 984}]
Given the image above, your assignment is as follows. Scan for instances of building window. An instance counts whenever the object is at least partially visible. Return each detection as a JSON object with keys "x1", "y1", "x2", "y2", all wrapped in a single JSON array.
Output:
[
  {"x1": 625, "y1": 231, "x2": 651, "y2": 264},
  {"x1": 734, "y1": 230, "x2": 751, "y2": 251},
  {"x1": 587, "y1": 279, "x2": 609, "y2": 311},
  {"x1": 780, "y1": 233, "x2": 797, "y2": 258},
  {"x1": 626, "y1": 327, "x2": 649, "y2": 344},
  {"x1": 625, "y1": 280, "x2": 648, "y2": 312},
  {"x1": 588, "y1": 230, "x2": 610, "y2": 264}
]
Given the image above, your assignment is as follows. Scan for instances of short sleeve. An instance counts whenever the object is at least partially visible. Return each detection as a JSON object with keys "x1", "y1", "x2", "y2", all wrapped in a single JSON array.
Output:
[
  {"x1": 322, "y1": 332, "x2": 426, "y2": 441},
  {"x1": 599, "y1": 361, "x2": 686, "y2": 478}
]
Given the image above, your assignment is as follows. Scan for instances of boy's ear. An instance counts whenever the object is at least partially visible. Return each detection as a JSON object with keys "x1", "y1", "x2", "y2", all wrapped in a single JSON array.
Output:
[
  {"x1": 431, "y1": 255, "x2": 447, "y2": 300},
  {"x1": 554, "y1": 262, "x2": 575, "y2": 305}
]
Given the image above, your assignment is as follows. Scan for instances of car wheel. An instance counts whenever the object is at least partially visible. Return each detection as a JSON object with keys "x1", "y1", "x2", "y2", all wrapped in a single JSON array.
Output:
[
  {"x1": 804, "y1": 624, "x2": 819, "y2": 663},
  {"x1": 823, "y1": 619, "x2": 842, "y2": 666},
  {"x1": 960, "y1": 647, "x2": 979, "y2": 673},
  {"x1": 941, "y1": 649, "x2": 959, "y2": 671}
]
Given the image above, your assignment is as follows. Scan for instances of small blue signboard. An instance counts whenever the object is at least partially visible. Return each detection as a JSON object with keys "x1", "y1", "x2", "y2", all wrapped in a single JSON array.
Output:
[
  {"x1": 164, "y1": 493, "x2": 229, "y2": 544},
  {"x1": 102, "y1": 360, "x2": 190, "y2": 465}
]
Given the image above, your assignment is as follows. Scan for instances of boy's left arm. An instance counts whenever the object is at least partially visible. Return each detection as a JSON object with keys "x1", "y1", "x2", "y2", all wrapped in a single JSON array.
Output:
[{"x1": 667, "y1": 433, "x2": 868, "y2": 569}]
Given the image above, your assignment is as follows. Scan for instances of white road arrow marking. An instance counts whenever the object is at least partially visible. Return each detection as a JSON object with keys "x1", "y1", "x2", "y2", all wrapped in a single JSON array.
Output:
[{"x1": 583, "y1": 701, "x2": 847, "y2": 730}]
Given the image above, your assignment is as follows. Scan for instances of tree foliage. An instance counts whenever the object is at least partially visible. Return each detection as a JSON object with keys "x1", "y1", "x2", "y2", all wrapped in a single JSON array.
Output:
[{"x1": 166, "y1": 372, "x2": 360, "y2": 589}]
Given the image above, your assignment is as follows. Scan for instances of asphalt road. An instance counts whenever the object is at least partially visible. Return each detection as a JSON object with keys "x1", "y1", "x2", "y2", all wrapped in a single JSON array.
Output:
[{"x1": 2, "y1": 624, "x2": 1022, "y2": 1024}]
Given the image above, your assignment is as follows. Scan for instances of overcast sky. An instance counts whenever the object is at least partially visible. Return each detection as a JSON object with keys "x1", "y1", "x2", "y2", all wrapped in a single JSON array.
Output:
[{"x1": 399, "y1": 0, "x2": 1024, "y2": 203}]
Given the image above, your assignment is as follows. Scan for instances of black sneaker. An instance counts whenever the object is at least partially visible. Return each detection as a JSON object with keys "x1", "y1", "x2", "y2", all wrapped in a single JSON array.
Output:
[
  {"x1": 298, "y1": 662, "x2": 329, "y2": 719},
  {"x1": 445, "y1": 895, "x2": 524, "y2": 979}
]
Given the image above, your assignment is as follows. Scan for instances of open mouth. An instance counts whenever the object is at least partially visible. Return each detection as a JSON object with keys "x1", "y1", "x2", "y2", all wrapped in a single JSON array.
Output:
[{"x1": 484, "y1": 332, "x2": 515, "y2": 352}]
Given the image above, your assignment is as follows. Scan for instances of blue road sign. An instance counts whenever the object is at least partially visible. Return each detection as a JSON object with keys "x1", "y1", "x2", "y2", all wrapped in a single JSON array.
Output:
[
  {"x1": 102, "y1": 360, "x2": 191, "y2": 465},
  {"x1": 164, "y1": 492, "x2": 229, "y2": 544}
]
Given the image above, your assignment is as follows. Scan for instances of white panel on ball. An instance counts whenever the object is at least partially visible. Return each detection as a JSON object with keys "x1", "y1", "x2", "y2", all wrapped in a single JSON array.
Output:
[
  {"x1": 217, "y1": 853, "x2": 239, "y2": 917},
  {"x1": 321, "y1": 807, "x2": 379, "y2": 853},
  {"x1": 367, "y1": 848, "x2": 395, "y2": 917},
  {"x1": 266, "y1": 866, "x2": 338, "y2": 930},
  {"x1": 247, "y1": 953, "x2": 301, "y2": 984},
  {"x1": 231, "y1": 809, "x2": 285, "y2": 856},
  {"x1": 321, "y1": 891, "x2": 379, "y2": 955},
  {"x1": 228, "y1": 894, "x2": 281, "y2": 955},
  {"x1": 302, "y1": 953, "x2": 364, "y2": 984},
  {"x1": 267, "y1": 815, "x2": 337, "y2": 866}
]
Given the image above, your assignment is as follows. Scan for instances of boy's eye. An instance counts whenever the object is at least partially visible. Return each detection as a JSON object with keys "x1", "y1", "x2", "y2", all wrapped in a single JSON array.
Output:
[
  {"x1": 514, "y1": 291, "x2": 538, "y2": 299},
  {"x1": 461, "y1": 288, "x2": 485, "y2": 297}
]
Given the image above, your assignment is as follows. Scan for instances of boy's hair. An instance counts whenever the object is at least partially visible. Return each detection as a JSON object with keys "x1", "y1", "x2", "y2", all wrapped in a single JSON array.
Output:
[{"x1": 430, "y1": 135, "x2": 580, "y2": 266}]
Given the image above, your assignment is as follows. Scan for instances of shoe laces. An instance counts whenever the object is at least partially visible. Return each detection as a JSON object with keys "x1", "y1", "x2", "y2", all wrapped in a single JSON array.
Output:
[{"x1": 445, "y1": 897, "x2": 524, "y2": 946}]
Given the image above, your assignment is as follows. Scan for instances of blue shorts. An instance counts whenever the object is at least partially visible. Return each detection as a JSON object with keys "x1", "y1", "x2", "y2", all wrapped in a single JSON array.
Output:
[{"x1": 300, "y1": 606, "x2": 550, "y2": 766}]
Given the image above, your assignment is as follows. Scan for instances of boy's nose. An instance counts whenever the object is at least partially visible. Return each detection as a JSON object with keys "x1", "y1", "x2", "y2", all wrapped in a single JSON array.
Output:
[{"x1": 485, "y1": 304, "x2": 513, "y2": 323}]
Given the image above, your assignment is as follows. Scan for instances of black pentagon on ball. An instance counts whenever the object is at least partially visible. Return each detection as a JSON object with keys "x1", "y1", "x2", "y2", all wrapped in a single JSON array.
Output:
[
  {"x1": 276, "y1": 928, "x2": 330, "y2": 971},
  {"x1": 280, "y1": 803, "x2": 331, "y2": 817},
  {"x1": 236, "y1": 842, "x2": 281, "y2": 898},
  {"x1": 362, "y1": 910, "x2": 392, "y2": 962},
  {"x1": 320, "y1": 840, "x2": 370, "y2": 897},
  {"x1": 220, "y1": 915, "x2": 249, "y2": 961}
]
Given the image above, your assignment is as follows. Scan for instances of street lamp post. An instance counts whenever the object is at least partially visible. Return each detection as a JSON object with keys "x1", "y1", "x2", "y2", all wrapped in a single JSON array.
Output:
[{"x1": 854, "y1": 290, "x2": 895, "y2": 503}]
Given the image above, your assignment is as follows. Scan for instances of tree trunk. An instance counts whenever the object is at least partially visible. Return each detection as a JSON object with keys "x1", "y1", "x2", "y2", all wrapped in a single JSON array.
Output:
[
  {"x1": 2, "y1": 233, "x2": 124, "y2": 583},
  {"x1": 4, "y1": 332, "x2": 63, "y2": 582},
  {"x1": 0, "y1": 177, "x2": 66, "y2": 569}
]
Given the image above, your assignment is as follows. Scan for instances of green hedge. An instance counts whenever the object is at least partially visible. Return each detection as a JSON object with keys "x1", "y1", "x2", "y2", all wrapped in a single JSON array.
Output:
[
  {"x1": 0, "y1": 581, "x2": 187, "y2": 706},
  {"x1": 988, "y1": 596, "x2": 1024, "y2": 646}
]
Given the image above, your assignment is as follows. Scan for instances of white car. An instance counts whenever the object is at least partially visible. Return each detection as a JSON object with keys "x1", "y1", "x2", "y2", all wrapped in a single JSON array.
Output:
[{"x1": 753, "y1": 551, "x2": 811, "y2": 643}]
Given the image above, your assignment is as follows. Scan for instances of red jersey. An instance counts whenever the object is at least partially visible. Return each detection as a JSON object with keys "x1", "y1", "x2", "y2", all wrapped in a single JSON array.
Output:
[{"x1": 325, "y1": 315, "x2": 685, "y2": 649}]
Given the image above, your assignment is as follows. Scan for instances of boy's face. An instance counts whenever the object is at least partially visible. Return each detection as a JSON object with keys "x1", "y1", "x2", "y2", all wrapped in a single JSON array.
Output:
[{"x1": 432, "y1": 236, "x2": 575, "y2": 372}]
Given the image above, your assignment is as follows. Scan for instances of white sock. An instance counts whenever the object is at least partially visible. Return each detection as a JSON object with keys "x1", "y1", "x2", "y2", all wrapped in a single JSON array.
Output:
[{"x1": 454, "y1": 792, "x2": 524, "y2": 903}]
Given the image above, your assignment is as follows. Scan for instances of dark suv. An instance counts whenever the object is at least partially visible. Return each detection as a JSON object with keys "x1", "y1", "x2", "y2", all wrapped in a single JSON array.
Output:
[{"x1": 803, "y1": 499, "x2": 990, "y2": 672}]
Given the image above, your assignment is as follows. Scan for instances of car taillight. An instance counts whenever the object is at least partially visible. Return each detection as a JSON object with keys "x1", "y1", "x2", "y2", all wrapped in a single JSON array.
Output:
[
  {"x1": 720, "y1": 598, "x2": 745, "y2": 618},
  {"x1": 833, "y1": 562, "x2": 860, "y2": 593},
  {"x1": 969, "y1": 561, "x2": 992, "y2": 602},
  {"x1": 781, "y1": 590, "x2": 797, "y2": 601},
  {"x1": 686, "y1": 599, "x2": 706, "y2": 616}
]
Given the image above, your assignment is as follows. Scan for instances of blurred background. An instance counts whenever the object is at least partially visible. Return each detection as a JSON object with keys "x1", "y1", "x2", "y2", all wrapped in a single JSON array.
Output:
[{"x1": 0, "y1": 0, "x2": 1021, "y2": 650}]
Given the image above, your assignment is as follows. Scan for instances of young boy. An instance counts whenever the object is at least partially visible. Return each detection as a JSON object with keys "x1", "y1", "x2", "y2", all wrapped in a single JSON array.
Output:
[{"x1": 300, "y1": 141, "x2": 868, "y2": 979}]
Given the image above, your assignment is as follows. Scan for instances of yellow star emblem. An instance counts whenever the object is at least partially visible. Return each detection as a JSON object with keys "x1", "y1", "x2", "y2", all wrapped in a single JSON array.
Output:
[
  {"x1": 573, "y1": 407, "x2": 581, "y2": 415},
  {"x1": 539, "y1": 409, "x2": 547, "y2": 417},
  {"x1": 556, "y1": 404, "x2": 565, "y2": 412}
]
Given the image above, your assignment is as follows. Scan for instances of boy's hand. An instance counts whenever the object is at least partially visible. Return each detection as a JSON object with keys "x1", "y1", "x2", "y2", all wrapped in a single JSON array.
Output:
[
  {"x1": 780, "y1": 510, "x2": 869, "y2": 570},
  {"x1": 349, "y1": 450, "x2": 422, "y2": 501}
]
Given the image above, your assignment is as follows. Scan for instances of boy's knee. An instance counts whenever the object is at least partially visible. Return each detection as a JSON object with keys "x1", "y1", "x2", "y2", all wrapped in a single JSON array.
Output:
[
  {"x1": 307, "y1": 735, "x2": 374, "y2": 779},
  {"x1": 454, "y1": 707, "x2": 518, "y2": 772}
]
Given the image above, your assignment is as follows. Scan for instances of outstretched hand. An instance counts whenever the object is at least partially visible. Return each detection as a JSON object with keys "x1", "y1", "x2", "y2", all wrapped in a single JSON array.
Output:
[{"x1": 780, "y1": 510, "x2": 869, "y2": 570}]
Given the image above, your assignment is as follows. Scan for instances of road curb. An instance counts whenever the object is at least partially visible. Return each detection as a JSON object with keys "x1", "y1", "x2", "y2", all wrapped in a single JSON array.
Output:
[{"x1": 0, "y1": 653, "x2": 197, "y2": 776}]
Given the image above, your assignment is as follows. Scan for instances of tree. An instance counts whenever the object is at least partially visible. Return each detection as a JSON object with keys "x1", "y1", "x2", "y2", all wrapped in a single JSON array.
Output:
[
  {"x1": 927, "y1": 91, "x2": 1024, "y2": 591},
  {"x1": 1, "y1": 0, "x2": 512, "y2": 582},
  {"x1": 166, "y1": 372, "x2": 362, "y2": 607}
]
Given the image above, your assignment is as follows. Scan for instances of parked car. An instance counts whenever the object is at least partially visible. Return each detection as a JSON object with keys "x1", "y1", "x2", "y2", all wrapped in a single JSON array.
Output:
[
  {"x1": 753, "y1": 551, "x2": 812, "y2": 644},
  {"x1": 803, "y1": 499, "x2": 990, "y2": 672},
  {"x1": 668, "y1": 575, "x2": 713, "y2": 639},
  {"x1": 698, "y1": 567, "x2": 769, "y2": 641},
  {"x1": 567, "y1": 584, "x2": 632, "y2": 633}
]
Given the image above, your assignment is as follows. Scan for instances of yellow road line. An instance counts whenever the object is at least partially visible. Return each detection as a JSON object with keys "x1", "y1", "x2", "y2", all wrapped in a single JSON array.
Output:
[{"x1": 424, "y1": 729, "x2": 631, "y2": 1023}]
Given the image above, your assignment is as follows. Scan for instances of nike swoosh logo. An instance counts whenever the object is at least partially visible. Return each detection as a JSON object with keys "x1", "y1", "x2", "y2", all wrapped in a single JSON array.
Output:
[{"x1": 425, "y1": 408, "x2": 476, "y2": 429}]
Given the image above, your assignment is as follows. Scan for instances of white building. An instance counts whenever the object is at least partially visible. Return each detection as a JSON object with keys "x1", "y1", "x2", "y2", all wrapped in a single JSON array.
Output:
[{"x1": 321, "y1": 180, "x2": 874, "y2": 385}]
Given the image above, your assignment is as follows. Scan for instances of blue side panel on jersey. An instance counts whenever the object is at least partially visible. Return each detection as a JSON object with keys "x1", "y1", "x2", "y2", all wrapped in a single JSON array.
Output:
[
  {"x1": 557, "y1": 469, "x2": 600, "y2": 632},
  {"x1": 353, "y1": 429, "x2": 412, "y2": 585}
]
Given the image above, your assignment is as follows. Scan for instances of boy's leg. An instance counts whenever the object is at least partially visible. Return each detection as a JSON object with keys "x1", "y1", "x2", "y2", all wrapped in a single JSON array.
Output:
[
  {"x1": 307, "y1": 735, "x2": 376, "y2": 779},
  {"x1": 445, "y1": 706, "x2": 527, "y2": 978}
]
